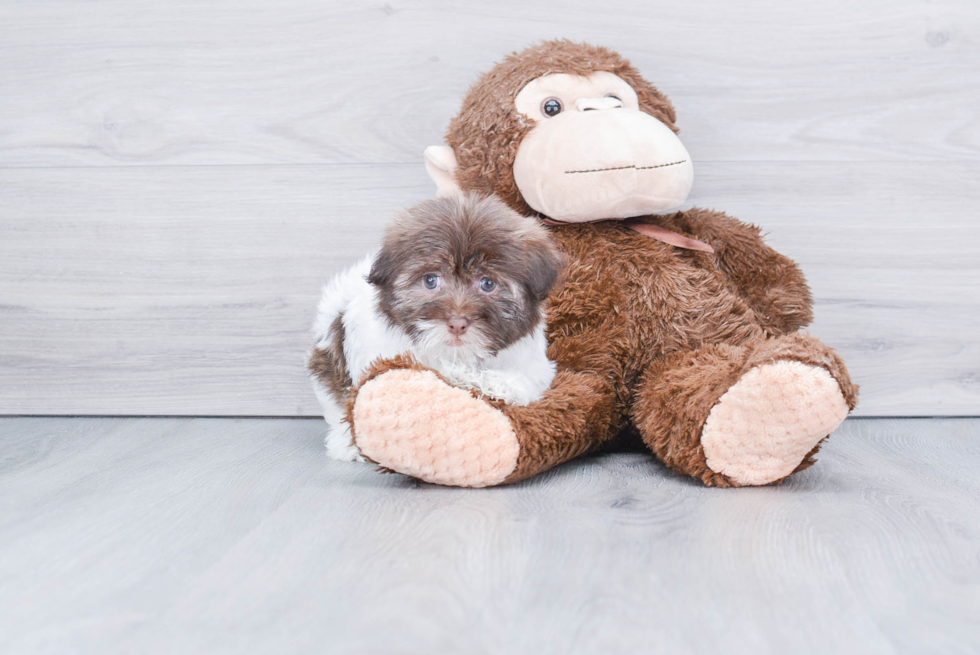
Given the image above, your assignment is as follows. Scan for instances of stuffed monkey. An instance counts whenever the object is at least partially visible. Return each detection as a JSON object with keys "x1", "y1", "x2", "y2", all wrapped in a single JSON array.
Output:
[{"x1": 336, "y1": 40, "x2": 858, "y2": 488}]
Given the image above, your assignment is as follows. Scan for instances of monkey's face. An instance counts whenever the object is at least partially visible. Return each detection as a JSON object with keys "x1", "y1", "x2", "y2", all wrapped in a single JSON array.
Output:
[
  {"x1": 430, "y1": 42, "x2": 691, "y2": 222},
  {"x1": 512, "y1": 71, "x2": 693, "y2": 223}
]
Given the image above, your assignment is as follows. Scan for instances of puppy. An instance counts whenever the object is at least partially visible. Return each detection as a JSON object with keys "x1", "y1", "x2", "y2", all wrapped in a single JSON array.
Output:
[{"x1": 309, "y1": 194, "x2": 564, "y2": 461}]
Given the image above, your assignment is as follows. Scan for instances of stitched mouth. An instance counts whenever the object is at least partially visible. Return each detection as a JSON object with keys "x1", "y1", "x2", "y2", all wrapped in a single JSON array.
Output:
[{"x1": 564, "y1": 159, "x2": 687, "y2": 175}]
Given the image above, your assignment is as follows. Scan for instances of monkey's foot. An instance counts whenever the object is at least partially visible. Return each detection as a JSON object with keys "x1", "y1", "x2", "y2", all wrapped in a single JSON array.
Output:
[
  {"x1": 352, "y1": 368, "x2": 520, "y2": 487},
  {"x1": 700, "y1": 361, "x2": 849, "y2": 486}
]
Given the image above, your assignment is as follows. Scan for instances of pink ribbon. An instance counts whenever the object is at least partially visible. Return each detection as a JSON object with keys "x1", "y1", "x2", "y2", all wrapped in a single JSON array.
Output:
[{"x1": 540, "y1": 216, "x2": 715, "y2": 254}]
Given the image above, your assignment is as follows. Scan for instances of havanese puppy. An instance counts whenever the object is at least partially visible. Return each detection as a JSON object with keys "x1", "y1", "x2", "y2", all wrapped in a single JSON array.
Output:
[{"x1": 309, "y1": 194, "x2": 564, "y2": 461}]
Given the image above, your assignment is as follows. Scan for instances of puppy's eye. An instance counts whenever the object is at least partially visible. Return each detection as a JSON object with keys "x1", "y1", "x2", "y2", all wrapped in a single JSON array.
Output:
[
  {"x1": 605, "y1": 94, "x2": 621, "y2": 102},
  {"x1": 422, "y1": 274, "x2": 440, "y2": 290},
  {"x1": 479, "y1": 278, "x2": 496, "y2": 292},
  {"x1": 541, "y1": 98, "x2": 563, "y2": 118}
]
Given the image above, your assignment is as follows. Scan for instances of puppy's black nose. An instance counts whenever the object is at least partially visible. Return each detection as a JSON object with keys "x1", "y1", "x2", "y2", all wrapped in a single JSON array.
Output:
[{"x1": 447, "y1": 317, "x2": 470, "y2": 337}]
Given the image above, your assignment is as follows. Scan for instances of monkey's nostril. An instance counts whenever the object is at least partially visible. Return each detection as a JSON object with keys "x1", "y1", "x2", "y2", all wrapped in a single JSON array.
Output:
[{"x1": 447, "y1": 317, "x2": 470, "y2": 336}]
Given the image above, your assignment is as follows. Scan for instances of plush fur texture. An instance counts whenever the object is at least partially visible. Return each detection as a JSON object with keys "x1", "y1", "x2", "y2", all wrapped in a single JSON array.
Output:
[
  {"x1": 309, "y1": 194, "x2": 563, "y2": 460},
  {"x1": 345, "y1": 40, "x2": 859, "y2": 487}
]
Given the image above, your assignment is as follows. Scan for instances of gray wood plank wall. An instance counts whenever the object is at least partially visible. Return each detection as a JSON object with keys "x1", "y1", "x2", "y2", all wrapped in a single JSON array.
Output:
[{"x1": 1, "y1": 0, "x2": 978, "y2": 416}]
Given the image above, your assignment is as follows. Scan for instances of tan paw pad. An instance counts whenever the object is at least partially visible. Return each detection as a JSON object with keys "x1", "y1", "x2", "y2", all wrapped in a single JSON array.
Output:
[
  {"x1": 701, "y1": 361, "x2": 849, "y2": 485},
  {"x1": 352, "y1": 369, "x2": 520, "y2": 488}
]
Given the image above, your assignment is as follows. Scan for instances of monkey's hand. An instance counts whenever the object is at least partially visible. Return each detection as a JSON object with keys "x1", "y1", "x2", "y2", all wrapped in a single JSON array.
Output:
[
  {"x1": 348, "y1": 355, "x2": 521, "y2": 487},
  {"x1": 348, "y1": 354, "x2": 617, "y2": 487},
  {"x1": 660, "y1": 208, "x2": 815, "y2": 335}
]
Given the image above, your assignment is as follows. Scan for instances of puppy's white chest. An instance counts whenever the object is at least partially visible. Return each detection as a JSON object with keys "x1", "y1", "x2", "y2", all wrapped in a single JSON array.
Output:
[{"x1": 417, "y1": 325, "x2": 556, "y2": 406}]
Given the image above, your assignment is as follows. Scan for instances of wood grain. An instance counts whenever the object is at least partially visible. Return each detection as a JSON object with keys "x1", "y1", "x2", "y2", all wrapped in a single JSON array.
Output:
[
  {"x1": 1, "y1": 162, "x2": 977, "y2": 416},
  {"x1": 1, "y1": 417, "x2": 978, "y2": 653},
  {"x1": 0, "y1": 0, "x2": 977, "y2": 167}
]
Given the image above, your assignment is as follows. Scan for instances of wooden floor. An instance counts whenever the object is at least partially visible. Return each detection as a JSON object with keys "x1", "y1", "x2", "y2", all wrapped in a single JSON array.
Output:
[{"x1": 1, "y1": 417, "x2": 977, "y2": 654}]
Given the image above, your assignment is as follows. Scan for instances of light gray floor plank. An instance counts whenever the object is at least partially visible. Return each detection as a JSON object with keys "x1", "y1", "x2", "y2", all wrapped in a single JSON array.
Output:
[
  {"x1": 1, "y1": 162, "x2": 977, "y2": 417},
  {"x1": 1, "y1": 417, "x2": 978, "y2": 654},
  {"x1": 0, "y1": 0, "x2": 977, "y2": 168}
]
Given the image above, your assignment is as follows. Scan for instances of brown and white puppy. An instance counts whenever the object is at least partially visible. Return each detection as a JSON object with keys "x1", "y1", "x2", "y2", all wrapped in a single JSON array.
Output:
[{"x1": 310, "y1": 193, "x2": 563, "y2": 461}]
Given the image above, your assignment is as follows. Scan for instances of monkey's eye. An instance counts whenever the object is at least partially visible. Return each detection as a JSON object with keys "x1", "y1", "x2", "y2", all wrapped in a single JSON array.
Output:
[
  {"x1": 422, "y1": 274, "x2": 441, "y2": 290},
  {"x1": 541, "y1": 98, "x2": 563, "y2": 118},
  {"x1": 479, "y1": 278, "x2": 496, "y2": 293}
]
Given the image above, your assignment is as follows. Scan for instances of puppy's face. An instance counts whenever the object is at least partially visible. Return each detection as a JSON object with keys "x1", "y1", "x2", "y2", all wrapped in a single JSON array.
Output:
[{"x1": 368, "y1": 195, "x2": 563, "y2": 361}]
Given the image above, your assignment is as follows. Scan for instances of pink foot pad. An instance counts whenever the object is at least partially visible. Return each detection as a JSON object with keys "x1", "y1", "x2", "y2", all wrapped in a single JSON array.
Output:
[
  {"x1": 701, "y1": 361, "x2": 849, "y2": 485},
  {"x1": 352, "y1": 369, "x2": 520, "y2": 488}
]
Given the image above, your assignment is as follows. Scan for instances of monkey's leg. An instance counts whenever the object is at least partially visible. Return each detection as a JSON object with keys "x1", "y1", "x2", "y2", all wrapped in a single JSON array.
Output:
[
  {"x1": 630, "y1": 333, "x2": 859, "y2": 487},
  {"x1": 349, "y1": 356, "x2": 620, "y2": 487}
]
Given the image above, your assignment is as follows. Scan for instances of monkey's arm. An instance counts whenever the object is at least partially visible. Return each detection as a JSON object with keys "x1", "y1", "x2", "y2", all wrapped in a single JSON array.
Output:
[
  {"x1": 346, "y1": 339, "x2": 622, "y2": 487},
  {"x1": 661, "y1": 208, "x2": 814, "y2": 336}
]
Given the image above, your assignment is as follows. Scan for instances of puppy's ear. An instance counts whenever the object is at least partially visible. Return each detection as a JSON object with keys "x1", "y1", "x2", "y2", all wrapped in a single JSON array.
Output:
[
  {"x1": 367, "y1": 247, "x2": 397, "y2": 289},
  {"x1": 525, "y1": 236, "x2": 565, "y2": 301}
]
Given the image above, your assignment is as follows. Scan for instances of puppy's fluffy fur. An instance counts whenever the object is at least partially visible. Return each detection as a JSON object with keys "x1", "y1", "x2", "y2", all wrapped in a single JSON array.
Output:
[{"x1": 309, "y1": 194, "x2": 564, "y2": 461}]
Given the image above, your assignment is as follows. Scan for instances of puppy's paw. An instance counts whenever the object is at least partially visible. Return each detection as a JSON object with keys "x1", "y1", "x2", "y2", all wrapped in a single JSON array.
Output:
[
  {"x1": 352, "y1": 368, "x2": 520, "y2": 487},
  {"x1": 324, "y1": 424, "x2": 363, "y2": 462},
  {"x1": 466, "y1": 369, "x2": 538, "y2": 406}
]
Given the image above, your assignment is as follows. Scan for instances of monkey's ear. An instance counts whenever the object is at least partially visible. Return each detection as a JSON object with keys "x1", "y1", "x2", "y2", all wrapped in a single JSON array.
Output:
[{"x1": 424, "y1": 145, "x2": 462, "y2": 198}]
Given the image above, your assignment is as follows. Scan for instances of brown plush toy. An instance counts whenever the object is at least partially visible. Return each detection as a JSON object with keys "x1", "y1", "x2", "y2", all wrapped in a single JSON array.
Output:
[{"x1": 329, "y1": 40, "x2": 859, "y2": 488}]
